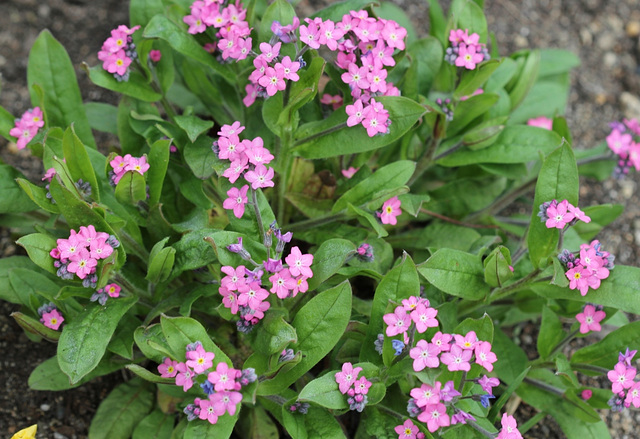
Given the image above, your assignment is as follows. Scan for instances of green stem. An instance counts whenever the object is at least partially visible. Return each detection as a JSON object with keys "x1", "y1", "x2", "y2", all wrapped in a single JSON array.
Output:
[
  {"x1": 466, "y1": 419, "x2": 499, "y2": 438},
  {"x1": 120, "y1": 231, "x2": 150, "y2": 262},
  {"x1": 548, "y1": 328, "x2": 579, "y2": 358},
  {"x1": 276, "y1": 128, "x2": 293, "y2": 224},
  {"x1": 523, "y1": 377, "x2": 564, "y2": 396},
  {"x1": 292, "y1": 122, "x2": 348, "y2": 148},
  {"x1": 518, "y1": 411, "x2": 547, "y2": 435},
  {"x1": 408, "y1": 136, "x2": 441, "y2": 186},
  {"x1": 287, "y1": 211, "x2": 348, "y2": 232},
  {"x1": 251, "y1": 188, "x2": 266, "y2": 243},
  {"x1": 376, "y1": 405, "x2": 406, "y2": 420},
  {"x1": 488, "y1": 268, "x2": 541, "y2": 303},
  {"x1": 466, "y1": 178, "x2": 537, "y2": 222},
  {"x1": 433, "y1": 141, "x2": 463, "y2": 161}
]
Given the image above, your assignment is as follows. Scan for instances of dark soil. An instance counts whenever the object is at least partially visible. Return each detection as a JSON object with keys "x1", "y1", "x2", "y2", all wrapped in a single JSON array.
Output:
[{"x1": 1, "y1": 0, "x2": 639, "y2": 438}]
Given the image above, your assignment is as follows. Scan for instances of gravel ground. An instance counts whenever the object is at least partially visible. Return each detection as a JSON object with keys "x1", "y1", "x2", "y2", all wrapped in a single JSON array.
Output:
[{"x1": 1, "y1": 0, "x2": 639, "y2": 437}]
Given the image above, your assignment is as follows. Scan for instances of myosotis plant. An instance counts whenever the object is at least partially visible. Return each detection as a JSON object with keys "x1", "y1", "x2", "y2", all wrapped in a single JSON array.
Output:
[{"x1": 1, "y1": 0, "x2": 638, "y2": 438}]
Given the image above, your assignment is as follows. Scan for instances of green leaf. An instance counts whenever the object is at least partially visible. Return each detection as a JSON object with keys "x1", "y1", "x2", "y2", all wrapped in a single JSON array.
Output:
[
  {"x1": 147, "y1": 242, "x2": 176, "y2": 283},
  {"x1": 277, "y1": 57, "x2": 326, "y2": 129},
  {"x1": 303, "y1": 406, "x2": 347, "y2": 439},
  {"x1": 311, "y1": 0, "x2": 375, "y2": 21},
  {"x1": 160, "y1": 315, "x2": 230, "y2": 363},
  {"x1": 115, "y1": 170, "x2": 147, "y2": 204},
  {"x1": 253, "y1": 313, "x2": 298, "y2": 356},
  {"x1": 447, "y1": 93, "x2": 499, "y2": 136},
  {"x1": 454, "y1": 314, "x2": 494, "y2": 343},
  {"x1": 86, "y1": 65, "x2": 162, "y2": 102},
  {"x1": 527, "y1": 142, "x2": 578, "y2": 268},
  {"x1": 537, "y1": 306, "x2": 565, "y2": 359},
  {"x1": 417, "y1": 249, "x2": 488, "y2": 300},
  {"x1": 183, "y1": 412, "x2": 238, "y2": 439},
  {"x1": 184, "y1": 135, "x2": 220, "y2": 179},
  {"x1": 143, "y1": 15, "x2": 234, "y2": 84},
  {"x1": 483, "y1": 245, "x2": 513, "y2": 287},
  {"x1": 572, "y1": 204, "x2": 624, "y2": 242},
  {"x1": 0, "y1": 257, "x2": 37, "y2": 304},
  {"x1": 175, "y1": 115, "x2": 214, "y2": 143},
  {"x1": 85, "y1": 102, "x2": 118, "y2": 134},
  {"x1": 571, "y1": 321, "x2": 640, "y2": 369},
  {"x1": 454, "y1": 59, "x2": 501, "y2": 99},
  {"x1": 509, "y1": 78, "x2": 570, "y2": 125},
  {"x1": 29, "y1": 354, "x2": 125, "y2": 391},
  {"x1": 538, "y1": 49, "x2": 581, "y2": 78},
  {"x1": 11, "y1": 311, "x2": 61, "y2": 342},
  {"x1": 437, "y1": 125, "x2": 562, "y2": 166},
  {"x1": 58, "y1": 296, "x2": 138, "y2": 384},
  {"x1": 62, "y1": 125, "x2": 100, "y2": 202},
  {"x1": 257, "y1": 281, "x2": 352, "y2": 395},
  {"x1": 361, "y1": 254, "x2": 419, "y2": 363},
  {"x1": 16, "y1": 233, "x2": 57, "y2": 275},
  {"x1": 134, "y1": 324, "x2": 174, "y2": 363},
  {"x1": 450, "y1": 0, "x2": 488, "y2": 43},
  {"x1": 293, "y1": 96, "x2": 428, "y2": 159},
  {"x1": 0, "y1": 165, "x2": 38, "y2": 213},
  {"x1": 0, "y1": 105, "x2": 14, "y2": 141},
  {"x1": 506, "y1": 50, "x2": 541, "y2": 110},
  {"x1": 347, "y1": 203, "x2": 389, "y2": 238},
  {"x1": 307, "y1": 238, "x2": 356, "y2": 291},
  {"x1": 126, "y1": 364, "x2": 175, "y2": 384},
  {"x1": 147, "y1": 138, "x2": 171, "y2": 206},
  {"x1": 298, "y1": 372, "x2": 348, "y2": 410},
  {"x1": 89, "y1": 380, "x2": 154, "y2": 439},
  {"x1": 333, "y1": 160, "x2": 416, "y2": 213},
  {"x1": 15, "y1": 177, "x2": 60, "y2": 214},
  {"x1": 27, "y1": 30, "x2": 96, "y2": 148},
  {"x1": 132, "y1": 409, "x2": 174, "y2": 439},
  {"x1": 407, "y1": 37, "x2": 443, "y2": 97},
  {"x1": 491, "y1": 328, "x2": 528, "y2": 384},
  {"x1": 258, "y1": 0, "x2": 296, "y2": 43},
  {"x1": 130, "y1": 0, "x2": 165, "y2": 27},
  {"x1": 487, "y1": 366, "x2": 530, "y2": 422}
]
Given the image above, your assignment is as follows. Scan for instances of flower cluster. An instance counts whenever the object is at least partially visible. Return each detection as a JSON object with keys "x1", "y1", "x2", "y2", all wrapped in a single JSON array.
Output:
[
  {"x1": 607, "y1": 348, "x2": 640, "y2": 411},
  {"x1": 108, "y1": 154, "x2": 150, "y2": 185},
  {"x1": 246, "y1": 41, "x2": 302, "y2": 101},
  {"x1": 539, "y1": 199, "x2": 591, "y2": 229},
  {"x1": 575, "y1": 304, "x2": 605, "y2": 334},
  {"x1": 90, "y1": 283, "x2": 122, "y2": 306},
  {"x1": 50, "y1": 226, "x2": 120, "y2": 288},
  {"x1": 183, "y1": 1, "x2": 250, "y2": 60},
  {"x1": 445, "y1": 29, "x2": 490, "y2": 70},
  {"x1": 558, "y1": 239, "x2": 614, "y2": 296},
  {"x1": 220, "y1": 227, "x2": 313, "y2": 332},
  {"x1": 335, "y1": 362, "x2": 372, "y2": 412},
  {"x1": 606, "y1": 118, "x2": 640, "y2": 178},
  {"x1": 97, "y1": 25, "x2": 140, "y2": 81},
  {"x1": 10, "y1": 107, "x2": 44, "y2": 150},
  {"x1": 157, "y1": 341, "x2": 256, "y2": 424},
  {"x1": 378, "y1": 196, "x2": 402, "y2": 225},
  {"x1": 216, "y1": 122, "x2": 274, "y2": 217},
  {"x1": 37, "y1": 303, "x2": 64, "y2": 330}
]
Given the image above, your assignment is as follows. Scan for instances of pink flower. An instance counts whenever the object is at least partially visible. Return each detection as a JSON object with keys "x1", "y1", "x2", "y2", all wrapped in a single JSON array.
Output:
[
  {"x1": 367, "y1": 67, "x2": 388, "y2": 93},
  {"x1": 258, "y1": 42, "x2": 281, "y2": 63},
  {"x1": 383, "y1": 306, "x2": 411, "y2": 337},
  {"x1": 411, "y1": 382, "x2": 441, "y2": 407},
  {"x1": 244, "y1": 141, "x2": 274, "y2": 166},
  {"x1": 149, "y1": 50, "x2": 162, "y2": 62},
  {"x1": 258, "y1": 67, "x2": 286, "y2": 96},
  {"x1": 299, "y1": 22, "x2": 321, "y2": 49},
  {"x1": 449, "y1": 29, "x2": 469, "y2": 45},
  {"x1": 175, "y1": 363, "x2": 194, "y2": 391},
  {"x1": 477, "y1": 375, "x2": 500, "y2": 393},
  {"x1": 42, "y1": 167, "x2": 56, "y2": 182},
  {"x1": 410, "y1": 303, "x2": 438, "y2": 333},
  {"x1": 545, "y1": 199, "x2": 575, "y2": 229},
  {"x1": 341, "y1": 63, "x2": 370, "y2": 90},
  {"x1": 56, "y1": 235, "x2": 83, "y2": 260},
  {"x1": 237, "y1": 282, "x2": 269, "y2": 310},
  {"x1": 104, "y1": 283, "x2": 121, "y2": 298},
  {"x1": 345, "y1": 99, "x2": 366, "y2": 127},
  {"x1": 321, "y1": 94, "x2": 343, "y2": 110},
  {"x1": 527, "y1": 116, "x2": 553, "y2": 130},
  {"x1": 394, "y1": 419, "x2": 419, "y2": 439},
  {"x1": 125, "y1": 156, "x2": 150, "y2": 175},
  {"x1": 455, "y1": 43, "x2": 484, "y2": 70},
  {"x1": 566, "y1": 265, "x2": 591, "y2": 296},
  {"x1": 244, "y1": 164, "x2": 275, "y2": 190},
  {"x1": 10, "y1": 122, "x2": 38, "y2": 150},
  {"x1": 41, "y1": 309, "x2": 64, "y2": 330},
  {"x1": 474, "y1": 341, "x2": 497, "y2": 372},
  {"x1": 608, "y1": 363, "x2": 636, "y2": 394},
  {"x1": 335, "y1": 362, "x2": 362, "y2": 394},
  {"x1": 291, "y1": 276, "x2": 309, "y2": 297},
  {"x1": 379, "y1": 196, "x2": 401, "y2": 225},
  {"x1": 184, "y1": 10, "x2": 207, "y2": 34},
  {"x1": 381, "y1": 21, "x2": 406, "y2": 50},
  {"x1": 207, "y1": 362, "x2": 238, "y2": 392},
  {"x1": 431, "y1": 331, "x2": 452, "y2": 353},
  {"x1": 218, "y1": 121, "x2": 245, "y2": 138},
  {"x1": 418, "y1": 403, "x2": 450, "y2": 433},
  {"x1": 158, "y1": 357, "x2": 179, "y2": 378},
  {"x1": 198, "y1": 399, "x2": 219, "y2": 425},
  {"x1": 222, "y1": 158, "x2": 249, "y2": 183},
  {"x1": 285, "y1": 246, "x2": 314, "y2": 278},
  {"x1": 276, "y1": 56, "x2": 300, "y2": 81},
  {"x1": 371, "y1": 40, "x2": 395, "y2": 68},
  {"x1": 221, "y1": 265, "x2": 246, "y2": 291},
  {"x1": 22, "y1": 107, "x2": 45, "y2": 128},
  {"x1": 79, "y1": 225, "x2": 109, "y2": 246},
  {"x1": 441, "y1": 344, "x2": 473, "y2": 372},
  {"x1": 211, "y1": 390, "x2": 243, "y2": 416},
  {"x1": 102, "y1": 50, "x2": 132, "y2": 76},
  {"x1": 625, "y1": 382, "x2": 640, "y2": 408},
  {"x1": 353, "y1": 376, "x2": 372, "y2": 394},
  {"x1": 569, "y1": 204, "x2": 591, "y2": 223},
  {"x1": 186, "y1": 344, "x2": 215, "y2": 374},
  {"x1": 402, "y1": 296, "x2": 421, "y2": 311},
  {"x1": 581, "y1": 389, "x2": 593, "y2": 400},
  {"x1": 454, "y1": 331, "x2": 478, "y2": 350},
  {"x1": 89, "y1": 238, "x2": 113, "y2": 260},
  {"x1": 67, "y1": 249, "x2": 98, "y2": 279},
  {"x1": 410, "y1": 340, "x2": 440, "y2": 371},
  {"x1": 269, "y1": 268, "x2": 297, "y2": 299},
  {"x1": 220, "y1": 287, "x2": 239, "y2": 314},
  {"x1": 606, "y1": 129, "x2": 632, "y2": 156},
  {"x1": 362, "y1": 110, "x2": 388, "y2": 137},
  {"x1": 110, "y1": 154, "x2": 132, "y2": 175},
  {"x1": 223, "y1": 185, "x2": 249, "y2": 218},
  {"x1": 497, "y1": 413, "x2": 522, "y2": 439},
  {"x1": 576, "y1": 304, "x2": 606, "y2": 334},
  {"x1": 218, "y1": 134, "x2": 245, "y2": 161}
]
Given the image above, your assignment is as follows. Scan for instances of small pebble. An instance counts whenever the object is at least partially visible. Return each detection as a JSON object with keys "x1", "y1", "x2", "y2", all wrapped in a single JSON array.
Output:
[{"x1": 40, "y1": 403, "x2": 50, "y2": 411}]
